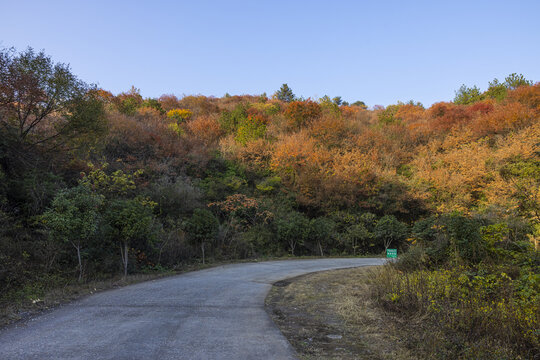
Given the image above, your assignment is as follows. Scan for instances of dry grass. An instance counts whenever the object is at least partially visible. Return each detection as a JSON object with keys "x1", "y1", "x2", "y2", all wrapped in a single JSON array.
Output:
[{"x1": 266, "y1": 266, "x2": 415, "y2": 360}]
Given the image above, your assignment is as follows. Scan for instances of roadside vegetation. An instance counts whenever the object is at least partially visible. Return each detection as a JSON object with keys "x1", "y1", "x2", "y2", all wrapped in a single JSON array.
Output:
[{"x1": 0, "y1": 46, "x2": 538, "y2": 356}]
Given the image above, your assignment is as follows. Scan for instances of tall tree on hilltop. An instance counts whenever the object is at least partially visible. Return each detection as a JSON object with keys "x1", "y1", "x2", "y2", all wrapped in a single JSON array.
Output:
[{"x1": 274, "y1": 83, "x2": 295, "y2": 102}]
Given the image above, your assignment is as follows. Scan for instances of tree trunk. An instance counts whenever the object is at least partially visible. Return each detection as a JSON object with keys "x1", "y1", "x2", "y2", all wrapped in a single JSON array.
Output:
[
  {"x1": 76, "y1": 245, "x2": 82, "y2": 282},
  {"x1": 318, "y1": 241, "x2": 324, "y2": 257},
  {"x1": 124, "y1": 242, "x2": 128, "y2": 278},
  {"x1": 71, "y1": 241, "x2": 83, "y2": 282},
  {"x1": 120, "y1": 242, "x2": 129, "y2": 278},
  {"x1": 384, "y1": 238, "x2": 391, "y2": 254},
  {"x1": 201, "y1": 242, "x2": 205, "y2": 264},
  {"x1": 289, "y1": 240, "x2": 295, "y2": 256}
]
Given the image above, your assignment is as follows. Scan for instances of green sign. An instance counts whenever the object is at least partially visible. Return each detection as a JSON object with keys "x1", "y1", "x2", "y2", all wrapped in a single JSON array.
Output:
[{"x1": 386, "y1": 249, "x2": 397, "y2": 258}]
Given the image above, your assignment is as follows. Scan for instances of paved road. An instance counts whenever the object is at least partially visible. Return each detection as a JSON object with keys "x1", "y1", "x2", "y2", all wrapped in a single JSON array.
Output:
[{"x1": 0, "y1": 258, "x2": 385, "y2": 360}]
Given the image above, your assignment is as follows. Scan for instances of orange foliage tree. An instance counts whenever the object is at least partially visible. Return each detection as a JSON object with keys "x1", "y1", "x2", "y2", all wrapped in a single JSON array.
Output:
[{"x1": 283, "y1": 100, "x2": 322, "y2": 129}]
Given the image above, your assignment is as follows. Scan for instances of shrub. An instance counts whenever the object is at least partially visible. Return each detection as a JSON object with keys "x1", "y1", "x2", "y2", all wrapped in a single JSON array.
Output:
[
  {"x1": 167, "y1": 109, "x2": 193, "y2": 123},
  {"x1": 371, "y1": 263, "x2": 539, "y2": 357}
]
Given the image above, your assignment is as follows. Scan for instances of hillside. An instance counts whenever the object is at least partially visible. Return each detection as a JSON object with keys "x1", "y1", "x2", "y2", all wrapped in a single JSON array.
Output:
[{"x1": 1, "y1": 48, "x2": 538, "y2": 358}]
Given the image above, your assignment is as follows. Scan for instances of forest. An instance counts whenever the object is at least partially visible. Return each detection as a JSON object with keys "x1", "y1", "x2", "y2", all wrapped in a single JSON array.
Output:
[{"x1": 0, "y1": 48, "x2": 538, "y2": 358}]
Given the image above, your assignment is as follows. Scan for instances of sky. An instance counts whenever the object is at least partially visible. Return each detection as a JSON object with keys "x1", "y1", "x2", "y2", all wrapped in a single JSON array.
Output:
[{"x1": 1, "y1": 0, "x2": 539, "y2": 107}]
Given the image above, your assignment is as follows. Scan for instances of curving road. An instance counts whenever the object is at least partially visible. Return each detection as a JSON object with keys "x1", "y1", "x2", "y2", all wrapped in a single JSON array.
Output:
[{"x1": 0, "y1": 258, "x2": 385, "y2": 360}]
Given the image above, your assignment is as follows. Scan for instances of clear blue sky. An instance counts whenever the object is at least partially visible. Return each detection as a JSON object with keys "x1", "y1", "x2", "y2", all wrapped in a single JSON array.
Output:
[{"x1": 2, "y1": 0, "x2": 539, "y2": 106}]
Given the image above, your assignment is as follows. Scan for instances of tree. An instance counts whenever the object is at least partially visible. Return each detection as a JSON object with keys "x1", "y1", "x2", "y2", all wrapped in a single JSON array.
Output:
[
  {"x1": 113, "y1": 86, "x2": 143, "y2": 115},
  {"x1": 351, "y1": 100, "x2": 367, "y2": 109},
  {"x1": 504, "y1": 73, "x2": 532, "y2": 90},
  {"x1": 276, "y1": 211, "x2": 309, "y2": 255},
  {"x1": 141, "y1": 98, "x2": 164, "y2": 114},
  {"x1": 284, "y1": 100, "x2": 321, "y2": 129},
  {"x1": 274, "y1": 83, "x2": 295, "y2": 102},
  {"x1": 344, "y1": 223, "x2": 372, "y2": 255},
  {"x1": 0, "y1": 47, "x2": 106, "y2": 148},
  {"x1": 104, "y1": 197, "x2": 157, "y2": 277},
  {"x1": 374, "y1": 215, "x2": 408, "y2": 253},
  {"x1": 332, "y1": 96, "x2": 343, "y2": 106},
  {"x1": 484, "y1": 78, "x2": 507, "y2": 101},
  {"x1": 184, "y1": 208, "x2": 219, "y2": 264},
  {"x1": 158, "y1": 94, "x2": 180, "y2": 111},
  {"x1": 454, "y1": 84, "x2": 484, "y2": 105},
  {"x1": 41, "y1": 186, "x2": 103, "y2": 281},
  {"x1": 308, "y1": 217, "x2": 335, "y2": 256}
]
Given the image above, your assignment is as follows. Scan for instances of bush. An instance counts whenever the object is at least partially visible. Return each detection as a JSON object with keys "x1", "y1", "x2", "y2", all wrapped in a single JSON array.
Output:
[{"x1": 371, "y1": 262, "x2": 539, "y2": 357}]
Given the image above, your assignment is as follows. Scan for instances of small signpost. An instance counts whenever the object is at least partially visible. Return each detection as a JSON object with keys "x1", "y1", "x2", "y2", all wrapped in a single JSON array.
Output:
[{"x1": 386, "y1": 248, "x2": 397, "y2": 258}]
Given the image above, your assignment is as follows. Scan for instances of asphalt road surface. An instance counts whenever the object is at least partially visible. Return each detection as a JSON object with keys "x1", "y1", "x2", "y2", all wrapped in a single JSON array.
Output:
[{"x1": 0, "y1": 258, "x2": 385, "y2": 360}]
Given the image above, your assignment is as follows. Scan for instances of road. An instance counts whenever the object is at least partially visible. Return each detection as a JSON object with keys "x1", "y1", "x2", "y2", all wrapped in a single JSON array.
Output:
[{"x1": 0, "y1": 258, "x2": 385, "y2": 360}]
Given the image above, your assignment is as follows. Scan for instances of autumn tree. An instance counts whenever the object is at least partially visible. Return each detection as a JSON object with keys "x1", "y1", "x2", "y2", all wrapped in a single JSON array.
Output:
[
  {"x1": 284, "y1": 100, "x2": 321, "y2": 129},
  {"x1": 0, "y1": 47, "x2": 106, "y2": 149},
  {"x1": 158, "y1": 94, "x2": 180, "y2": 111}
]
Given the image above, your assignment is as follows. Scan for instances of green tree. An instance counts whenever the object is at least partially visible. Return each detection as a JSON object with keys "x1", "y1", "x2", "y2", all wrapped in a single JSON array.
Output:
[
  {"x1": 454, "y1": 84, "x2": 484, "y2": 105},
  {"x1": 184, "y1": 208, "x2": 219, "y2": 264},
  {"x1": 0, "y1": 47, "x2": 106, "y2": 148},
  {"x1": 378, "y1": 104, "x2": 401, "y2": 124},
  {"x1": 218, "y1": 104, "x2": 248, "y2": 133},
  {"x1": 114, "y1": 86, "x2": 143, "y2": 115},
  {"x1": 484, "y1": 78, "x2": 507, "y2": 101},
  {"x1": 374, "y1": 215, "x2": 408, "y2": 252},
  {"x1": 104, "y1": 197, "x2": 157, "y2": 277},
  {"x1": 504, "y1": 73, "x2": 532, "y2": 90},
  {"x1": 41, "y1": 185, "x2": 103, "y2": 281},
  {"x1": 274, "y1": 83, "x2": 295, "y2": 102},
  {"x1": 141, "y1": 98, "x2": 165, "y2": 114},
  {"x1": 351, "y1": 100, "x2": 367, "y2": 109},
  {"x1": 345, "y1": 223, "x2": 373, "y2": 255},
  {"x1": 276, "y1": 211, "x2": 309, "y2": 255},
  {"x1": 308, "y1": 217, "x2": 335, "y2": 256},
  {"x1": 332, "y1": 96, "x2": 343, "y2": 106}
]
